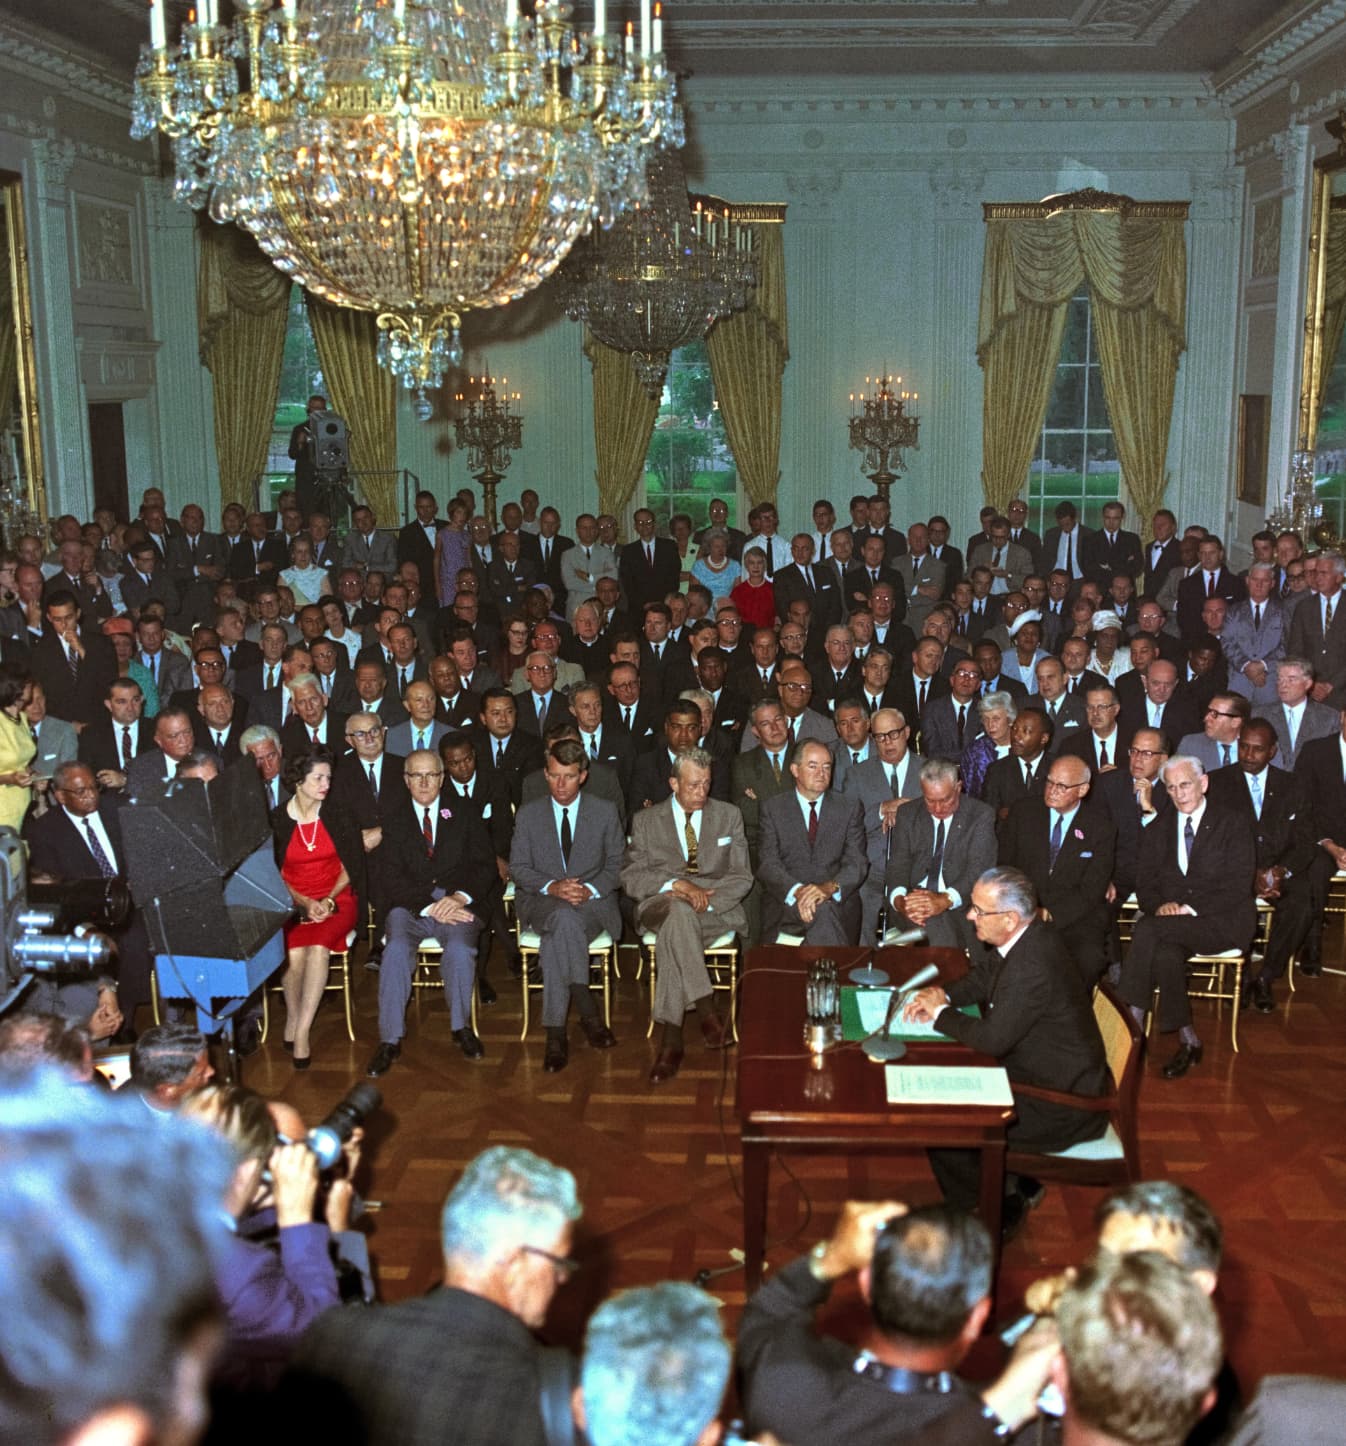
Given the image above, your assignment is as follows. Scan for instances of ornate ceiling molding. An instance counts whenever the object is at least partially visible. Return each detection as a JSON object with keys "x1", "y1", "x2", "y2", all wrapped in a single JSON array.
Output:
[
  {"x1": 1213, "y1": 0, "x2": 1346, "y2": 109},
  {"x1": 690, "y1": 83, "x2": 1219, "y2": 119},
  {"x1": 0, "y1": 15, "x2": 133, "y2": 113}
]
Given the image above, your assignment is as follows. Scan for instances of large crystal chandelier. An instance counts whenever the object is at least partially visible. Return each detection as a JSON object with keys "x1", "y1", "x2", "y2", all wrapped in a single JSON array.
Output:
[
  {"x1": 554, "y1": 146, "x2": 754, "y2": 395},
  {"x1": 131, "y1": 0, "x2": 683, "y2": 407}
]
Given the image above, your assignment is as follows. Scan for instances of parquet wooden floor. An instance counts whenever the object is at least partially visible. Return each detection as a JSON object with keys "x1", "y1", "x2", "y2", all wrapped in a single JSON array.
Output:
[{"x1": 250, "y1": 936, "x2": 1346, "y2": 1392}]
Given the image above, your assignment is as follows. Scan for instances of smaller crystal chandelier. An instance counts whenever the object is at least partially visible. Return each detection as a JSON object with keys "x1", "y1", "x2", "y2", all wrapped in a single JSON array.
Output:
[
  {"x1": 848, "y1": 374, "x2": 920, "y2": 505},
  {"x1": 1268, "y1": 449, "x2": 1332, "y2": 544},
  {"x1": 454, "y1": 375, "x2": 522, "y2": 529},
  {"x1": 555, "y1": 146, "x2": 755, "y2": 395}
]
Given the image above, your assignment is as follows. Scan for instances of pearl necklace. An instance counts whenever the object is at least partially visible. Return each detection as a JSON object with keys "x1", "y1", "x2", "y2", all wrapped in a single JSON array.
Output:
[{"x1": 296, "y1": 816, "x2": 320, "y2": 853}]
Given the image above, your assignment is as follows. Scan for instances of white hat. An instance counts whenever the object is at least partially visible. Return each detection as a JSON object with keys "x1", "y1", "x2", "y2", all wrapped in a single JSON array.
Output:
[
  {"x1": 1090, "y1": 610, "x2": 1125, "y2": 632},
  {"x1": 1007, "y1": 609, "x2": 1043, "y2": 639}
]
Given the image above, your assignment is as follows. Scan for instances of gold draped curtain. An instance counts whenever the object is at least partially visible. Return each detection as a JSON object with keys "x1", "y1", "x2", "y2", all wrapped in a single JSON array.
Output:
[
  {"x1": 197, "y1": 222, "x2": 290, "y2": 509},
  {"x1": 978, "y1": 200, "x2": 1188, "y2": 528},
  {"x1": 306, "y1": 296, "x2": 398, "y2": 523},
  {"x1": 707, "y1": 223, "x2": 790, "y2": 507},
  {"x1": 587, "y1": 331, "x2": 660, "y2": 522},
  {"x1": 1311, "y1": 205, "x2": 1346, "y2": 448}
]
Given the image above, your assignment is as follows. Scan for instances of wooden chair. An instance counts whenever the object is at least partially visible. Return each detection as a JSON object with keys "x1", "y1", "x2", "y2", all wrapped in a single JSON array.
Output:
[
  {"x1": 257, "y1": 928, "x2": 359, "y2": 1044},
  {"x1": 1185, "y1": 948, "x2": 1245, "y2": 1052},
  {"x1": 640, "y1": 930, "x2": 741, "y2": 1040},
  {"x1": 515, "y1": 923, "x2": 617, "y2": 1040},
  {"x1": 1004, "y1": 981, "x2": 1143, "y2": 1187},
  {"x1": 410, "y1": 938, "x2": 480, "y2": 1033}
]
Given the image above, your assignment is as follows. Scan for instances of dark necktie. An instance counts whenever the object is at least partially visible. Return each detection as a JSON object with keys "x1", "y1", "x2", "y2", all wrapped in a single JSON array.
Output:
[
  {"x1": 851, "y1": 749, "x2": 861, "y2": 764},
  {"x1": 927, "y1": 818, "x2": 945, "y2": 888},
  {"x1": 807, "y1": 800, "x2": 818, "y2": 846},
  {"x1": 918, "y1": 678, "x2": 927, "y2": 714},
  {"x1": 1207, "y1": 572, "x2": 1216, "y2": 598},
  {"x1": 422, "y1": 806, "x2": 435, "y2": 856},
  {"x1": 559, "y1": 806, "x2": 572, "y2": 869},
  {"x1": 1183, "y1": 815, "x2": 1195, "y2": 869},
  {"x1": 1065, "y1": 533, "x2": 1073, "y2": 575},
  {"x1": 765, "y1": 544, "x2": 774, "y2": 579},
  {"x1": 1099, "y1": 738, "x2": 1109, "y2": 769},
  {"x1": 84, "y1": 821, "x2": 116, "y2": 880},
  {"x1": 121, "y1": 725, "x2": 133, "y2": 769},
  {"x1": 1221, "y1": 743, "x2": 1231, "y2": 767},
  {"x1": 624, "y1": 706, "x2": 633, "y2": 731},
  {"x1": 1253, "y1": 603, "x2": 1262, "y2": 631},
  {"x1": 646, "y1": 544, "x2": 654, "y2": 570},
  {"x1": 1023, "y1": 760, "x2": 1034, "y2": 788},
  {"x1": 588, "y1": 734, "x2": 598, "y2": 759},
  {"x1": 803, "y1": 566, "x2": 814, "y2": 594},
  {"x1": 956, "y1": 704, "x2": 967, "y2": 749},
  {"x1": 495, "y1": 740, "x2": 505, "y2": 766},
  {"x1": 1049, "y1": 812, "x2": 1063, "y2": 870},
  {"x1": 771, "y1": 752, "x2": 781, "y2": 783},
  {"x1": 890, "y1": 766, "x2": 901, "y2": 798},
  {"x1": 818, "y1": 533, "x2": 827, "y2": 562},
  {"x1": 67, "y1": 642, "x2": 79, "y2": 682},
  {"x1": 367, "y1": 762, "x2": 378, "y2": 801}
]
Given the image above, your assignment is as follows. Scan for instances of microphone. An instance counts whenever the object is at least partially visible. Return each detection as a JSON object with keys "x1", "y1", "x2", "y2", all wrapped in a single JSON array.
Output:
[
  {"x1": 861, "y1": 962, "x2": 944, "y2": 1063},
  {"x1": 883, "y1": 925, "x2": 929, "y2": 948}
]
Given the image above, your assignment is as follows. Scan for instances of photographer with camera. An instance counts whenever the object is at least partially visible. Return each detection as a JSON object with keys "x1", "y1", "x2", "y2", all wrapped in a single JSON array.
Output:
[{"x1": 179, "y1": 1081, "x2": 345, "y2": 1387}]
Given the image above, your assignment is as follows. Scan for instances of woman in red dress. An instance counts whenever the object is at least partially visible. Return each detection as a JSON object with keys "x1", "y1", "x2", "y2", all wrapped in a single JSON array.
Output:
[
  {"x1": 270, "y1": 747, "x2": 363, "y2": 1068},
  {"x1": 730, "y1": 543, "x2": 776, "y2": 629}
]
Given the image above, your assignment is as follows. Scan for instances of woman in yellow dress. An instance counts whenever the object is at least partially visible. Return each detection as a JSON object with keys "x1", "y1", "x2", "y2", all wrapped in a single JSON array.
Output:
[{"x1": 0, "y1": 661, "x2": 37, "y2": 831}]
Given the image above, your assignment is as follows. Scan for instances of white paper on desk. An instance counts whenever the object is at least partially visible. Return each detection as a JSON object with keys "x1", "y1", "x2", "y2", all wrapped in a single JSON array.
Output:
[
  {"x1": 884, "y1": 1066, "x2": 1014, "y2": 1107},
  {"x1": 856, "y1": 988, "x2": 946, "y2": 1038}
]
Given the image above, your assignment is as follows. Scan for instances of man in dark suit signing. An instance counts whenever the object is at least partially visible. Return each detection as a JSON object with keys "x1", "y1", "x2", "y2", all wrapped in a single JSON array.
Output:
[
  {"x1": 756, "y1": 738, "x2": 868, "y2": 945},
  {"x1": 510, "y1": 739, "x2": 623, "y2": 1073},
  {"x1": 1117, "y1": 755, "x2": 1257, "y2": 1079},
  {"x1": 903, "y1": 865, "x2": 1108, "y2": 1230}
]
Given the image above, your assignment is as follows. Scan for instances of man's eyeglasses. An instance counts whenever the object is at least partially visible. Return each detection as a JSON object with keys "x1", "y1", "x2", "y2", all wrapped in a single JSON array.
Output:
[
  {"x1": 347, "y1": 727, "x2": 383, "y2": 741},
  {"x1": 1128, "y1": 746, "x2": 1164, "y2": 759},
  {"x1": 405, "y1": 770, "x2": 444, "y2": 782},
  {"x1": 967, "y1": 903, "x2": 1011, "y2": 919},
  {"x1": 872, "y1": 727, "x2": 908, "y2": 742}
]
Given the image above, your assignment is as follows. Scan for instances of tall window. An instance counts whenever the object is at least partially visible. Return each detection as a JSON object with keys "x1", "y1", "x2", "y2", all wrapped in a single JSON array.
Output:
[
  {"x1": 1315, "y1": 345, "x2": 1346, "y2": 538},
  {"x1": 641, "y1": 342, "x2": 740, "y2": 530},
  {"x1": 265, "y1": 285, "x2": 324, "y2": 504},
  {"x1": 1026, "y1": 287, "x2": 1120, "y2": 532}
]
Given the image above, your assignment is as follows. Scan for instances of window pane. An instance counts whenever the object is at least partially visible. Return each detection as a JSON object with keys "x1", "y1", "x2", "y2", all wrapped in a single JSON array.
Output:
[
  {"x1": 267, "y1": 286, "x2": 324, "y2": 505},
  {"x1": 643, "y1": 341, "x2": 738, "y2": 532},
  {"x1": 1026, "y1": 287, "x2": 1121, "y2": 533}
]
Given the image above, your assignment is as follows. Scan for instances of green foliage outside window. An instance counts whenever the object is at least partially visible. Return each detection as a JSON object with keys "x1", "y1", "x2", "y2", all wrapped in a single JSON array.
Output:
[{"x1": 642, "y1": 342, "x2": 739, "y2": 530}]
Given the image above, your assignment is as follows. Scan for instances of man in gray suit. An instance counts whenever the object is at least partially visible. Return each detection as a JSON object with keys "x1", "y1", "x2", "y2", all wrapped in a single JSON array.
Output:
[
  {"x1": 731, "y1": 699, "x2": 797, "y2": 946},
  {"x1": 385, "y1": 680, "x2": 451, "y2": 757},
  {"x1": 842, "y1": 707, "x2": 923, "y2": 944},
  {"x1": 884, "y1": 757, "x2": 997, "y2": 952},
  {"x1": 135, "y1": 616, "x2": 193, "y2": 703},
  {"x1": 510, "y1": 739, "x2": 623, "y2": 1073},
  {"x1": 559, "y1": 513, "x2": 618, "y2": 621},
  {"x1": 340, "y1": 505, "x2": 398, "y2": 576},
  {"x1": 967, "y1": 515, "x2": 1033, "y2": 597},
  {"x1": 756, "y1": 739, "x2": 868, "y2": 945},
  {"x1": 1176, "y1": 692, "x2": 1250, "y2": 773},
  {"x1": 1223, "y1": 564, "x2": 1286, "y2": 706},
  {"x1": 893, "y1": 523, "x2": 946, "y2": 633},
  {"x1": 1254, "y1": 656, "x2": 1341, "y2": 769},
  {"x1": 1286, "y1": 550, "x2": 1346, "y2": 707},
  {"x1": 620, "y1": 748, "x2": 753, "y2": 1084},
  {"x1": 26, "y1": 682, "x2": 77, "y2": 785}
]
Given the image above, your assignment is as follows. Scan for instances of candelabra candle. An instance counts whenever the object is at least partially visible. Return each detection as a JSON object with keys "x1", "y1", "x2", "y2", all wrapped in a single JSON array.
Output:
[{"x1": 847, "y1": 371, "x2": 921, "y2": 509}]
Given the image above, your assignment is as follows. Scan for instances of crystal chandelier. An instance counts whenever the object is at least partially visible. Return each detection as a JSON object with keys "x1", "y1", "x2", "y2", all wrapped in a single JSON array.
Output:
[
  {"x1": 554, "y1": 146, "x2": 755, "y2": 395},
  {"x1": 847, "y1": 373, "x2": 920, "y2": 505},
  {"x1": 131, "y1": 0, "x2": 683, "y2": 407}
]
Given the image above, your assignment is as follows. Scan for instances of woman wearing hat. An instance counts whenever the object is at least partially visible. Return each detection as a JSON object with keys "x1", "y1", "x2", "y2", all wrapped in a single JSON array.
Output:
[{"x1": 102, "y1": 616, "x2": 160, "y2": 717}]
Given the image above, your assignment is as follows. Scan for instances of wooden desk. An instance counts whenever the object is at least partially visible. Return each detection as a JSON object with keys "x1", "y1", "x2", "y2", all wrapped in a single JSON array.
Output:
[{"x1": 737, "y1": 944, "x2": 1014, "y2": 1289}]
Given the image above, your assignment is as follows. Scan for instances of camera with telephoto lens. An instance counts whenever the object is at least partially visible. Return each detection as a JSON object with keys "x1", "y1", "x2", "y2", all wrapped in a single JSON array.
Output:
[
  {"x1": 0, "y1": 828, "x2": 115, "y2": 1018},
  {"x1": 305, "y1": 1082, "x2": 382, "y2": 1169}
]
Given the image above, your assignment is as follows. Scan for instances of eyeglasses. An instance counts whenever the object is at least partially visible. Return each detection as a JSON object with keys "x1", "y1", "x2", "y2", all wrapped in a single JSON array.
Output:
[
  {"x1": 1044, "y1": 777, "x2": 1087, "y2": 791},
  {"x1": 526, "y1": 663, "x2": 556, "y2": 673},
  {"x1": 1128, "y1": 746, "x2": 1164, "y2": 758},
  {"x1": 347, "y1": 728, "x2": 384, "y2": 743},
  {"x1": 967, "y1": 903, "x2": 1011, "y2": 919},
  {"x1": 195, "y1": 659, "x2": 225, "y2": 670},
  {"x1": 1204, "y1": 708, "x2": 1240, "y2": 719},
  {"x1": 872, "y1": 727, "x2": 908, "y2": 742},
  {"x1": 405, "y1": 770, "x2": 444, "y2": 782},
  {"x1": 780, "y1": 681, "x2": 810, "y2": 692}
]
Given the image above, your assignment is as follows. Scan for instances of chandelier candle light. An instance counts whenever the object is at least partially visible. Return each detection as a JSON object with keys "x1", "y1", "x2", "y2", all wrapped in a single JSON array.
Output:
[
  {"x1": 848, "y1": 373, "x2": 921, "y2": 506},
  {"x1": 132, "y1": 0, "x2": 683, "y2": 412},
  {"x1": 453, "y1": 374, "x2": 522, "y2": 528}
]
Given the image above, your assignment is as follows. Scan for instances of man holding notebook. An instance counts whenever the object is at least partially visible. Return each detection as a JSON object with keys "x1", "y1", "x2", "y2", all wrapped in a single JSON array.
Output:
[{"x1": 904, "y1": 864, "x2": 1109, "y2": 1239}]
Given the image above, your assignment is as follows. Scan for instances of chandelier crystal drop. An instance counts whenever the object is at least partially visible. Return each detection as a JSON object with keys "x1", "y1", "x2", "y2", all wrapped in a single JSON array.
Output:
[
  {"x1": 131, "y1": 0, "x2": 683, "y2": 406},
  {"x1": 554, "y1": 147, "x2": 754, "y2": 395}
]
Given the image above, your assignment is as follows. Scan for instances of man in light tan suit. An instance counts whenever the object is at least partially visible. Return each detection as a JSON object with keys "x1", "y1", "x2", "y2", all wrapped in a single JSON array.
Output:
[{"x1": 621, "y1": 746, "x2": 753, "y2": 1086}]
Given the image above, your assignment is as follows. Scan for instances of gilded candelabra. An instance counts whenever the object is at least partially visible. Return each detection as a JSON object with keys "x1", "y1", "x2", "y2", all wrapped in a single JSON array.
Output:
[
  {"x1": 454, "y1": 376, "x2": 522, "y2": 528},
  {"x1": 848, "y1": 374, "x2": 920, "y2": 506}
]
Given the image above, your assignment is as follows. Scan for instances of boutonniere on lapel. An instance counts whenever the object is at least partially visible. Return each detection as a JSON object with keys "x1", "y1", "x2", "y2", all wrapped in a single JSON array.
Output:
[
  {"x1": 440, "y1": 808, "x2": 453, "y2": 820},
  {"x1": 1073, "y1": 827, "x2": 1084, "y2": 840}
]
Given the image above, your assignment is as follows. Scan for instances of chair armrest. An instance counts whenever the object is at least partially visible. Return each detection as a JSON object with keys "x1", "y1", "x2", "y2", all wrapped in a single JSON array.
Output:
[{"x1": 1013, "y1": 1083, "x2": 1119, "y2": 1113}]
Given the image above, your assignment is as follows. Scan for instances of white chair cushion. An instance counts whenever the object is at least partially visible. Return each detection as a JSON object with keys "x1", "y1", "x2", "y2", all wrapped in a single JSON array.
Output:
[
  {"x1": 519, "y1": 928, "x2": 614, "y2": 952},
  {"x1": 1044, "y1": 1123, "x2": 1125, "y2": 1162},
  {"x1": 639, "y1": 928, "x2": 737, "y2": 950},
  {"x1": 503, "y1": 880, "x2": 515, "y2": 902},
  {"x1": 1188, "y1": 948, "x2": 1243, "y2": 961}
]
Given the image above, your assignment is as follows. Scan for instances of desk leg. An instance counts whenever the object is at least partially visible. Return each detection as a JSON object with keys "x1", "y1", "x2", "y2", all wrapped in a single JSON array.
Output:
[
  {"x1": 977, "y1": 1137, "x2": 1006, "y2": 1267},
  {"x1": 742, "y1": 1138, "x2": 769, "y2": 1291}
]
